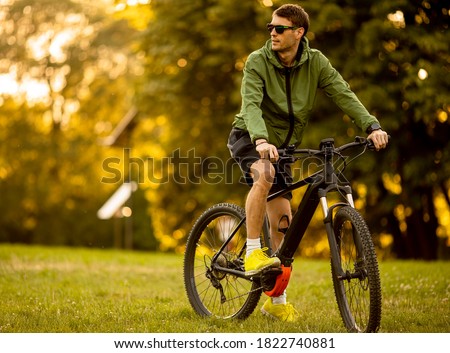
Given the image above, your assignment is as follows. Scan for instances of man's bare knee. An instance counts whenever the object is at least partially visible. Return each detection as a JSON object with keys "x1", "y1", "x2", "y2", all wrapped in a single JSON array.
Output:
[{"x1": 250, "y1": 160, "x2": 275, "y2": 187}]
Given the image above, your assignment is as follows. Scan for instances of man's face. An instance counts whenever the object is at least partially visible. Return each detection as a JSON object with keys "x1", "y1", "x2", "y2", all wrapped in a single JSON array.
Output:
[{"x1": 268, "y1": 14, "x2": 303, "y2": 53}]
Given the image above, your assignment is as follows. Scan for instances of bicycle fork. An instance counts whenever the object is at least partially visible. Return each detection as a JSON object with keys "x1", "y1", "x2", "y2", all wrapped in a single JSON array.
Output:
[{"x1": 319, "y1": 185, "x2": 354, "y2": 280}]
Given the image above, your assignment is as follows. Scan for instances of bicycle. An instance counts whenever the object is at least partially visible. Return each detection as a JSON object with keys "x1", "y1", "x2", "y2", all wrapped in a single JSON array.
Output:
[{"x1": 183, "y1": 136, "x2": 383, "y2": 332}]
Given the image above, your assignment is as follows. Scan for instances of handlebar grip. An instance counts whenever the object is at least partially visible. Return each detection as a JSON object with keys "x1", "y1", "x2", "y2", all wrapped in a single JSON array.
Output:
[
  {"x1": 367, "y1": 134, "x2": 391, "y2": 150},
  {"x1": 367, "y1": 139, "x2": 375, "y2": 150}
]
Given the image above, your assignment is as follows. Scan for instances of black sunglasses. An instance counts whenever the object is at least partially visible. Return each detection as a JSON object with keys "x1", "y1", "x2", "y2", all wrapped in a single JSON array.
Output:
[{"x1": 267, "y1": 23, "x2": 299, "y2": 34}]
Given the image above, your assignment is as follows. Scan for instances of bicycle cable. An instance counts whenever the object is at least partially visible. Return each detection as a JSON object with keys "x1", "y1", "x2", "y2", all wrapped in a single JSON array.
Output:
[{"x1": 335, "y1": 144, "x2": 368, "y2": 177}]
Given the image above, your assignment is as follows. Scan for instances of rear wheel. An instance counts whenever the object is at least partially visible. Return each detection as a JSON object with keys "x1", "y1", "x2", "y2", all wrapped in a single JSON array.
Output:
[
  {"x1": 183, "y1": 203, "x2": 262, "y2": 319},
  {"x1": 331, "y1": 206, "x2": 382, "y2": 332}
]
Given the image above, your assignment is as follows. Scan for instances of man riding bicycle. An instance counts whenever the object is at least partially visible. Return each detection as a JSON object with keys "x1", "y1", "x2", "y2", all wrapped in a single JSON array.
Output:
[{"x1": 227, "y1": 3, "x2": 389, "y2": 322}]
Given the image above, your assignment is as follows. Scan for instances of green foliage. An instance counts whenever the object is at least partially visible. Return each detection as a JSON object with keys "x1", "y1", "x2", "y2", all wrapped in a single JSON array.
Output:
[
  {"x1": 133, "y1": 0, "x2": 274, "y2": 249},
  {"x1": 0, "y1": 98, "x2": 111, "y2": 246},
  {"x1": 344, "y1": 0, "x2": 450, "y2": 259},
  {"x1": 0, "y1": 0, "x2": 156, "y2": 249},
  {"x1": 0, "y1": 0, "x2": 448, "y2": 257},
  {"x1": 133, "y1": 0, "x2": 449, "y2": 257}
]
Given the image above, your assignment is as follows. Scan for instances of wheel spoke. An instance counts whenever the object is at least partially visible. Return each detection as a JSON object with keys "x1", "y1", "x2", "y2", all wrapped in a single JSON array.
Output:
[
  {"x1": 332, "y1": 206, "x2": 382, "y2": 332},
  {"x1": 184, "y1": 204, "x2": 262, "y2": 319}
]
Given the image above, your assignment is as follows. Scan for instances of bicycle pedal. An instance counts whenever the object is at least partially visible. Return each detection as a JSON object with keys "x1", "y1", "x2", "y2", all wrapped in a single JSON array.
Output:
[
  {"x1": 261, "y1": 266, "x2": 283, "y2": 276},
  {"x1": 262, "y1": 265, "x2": 292, "y2": 297},
  {"x1": 260, "y1": 266, "x2": 283, "y2": 291}
]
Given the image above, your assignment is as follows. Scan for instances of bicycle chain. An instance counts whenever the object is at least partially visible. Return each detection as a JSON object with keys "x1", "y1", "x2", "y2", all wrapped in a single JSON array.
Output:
[{"x1": 203, "y1": 254, "x2": 264, "y2": 303}]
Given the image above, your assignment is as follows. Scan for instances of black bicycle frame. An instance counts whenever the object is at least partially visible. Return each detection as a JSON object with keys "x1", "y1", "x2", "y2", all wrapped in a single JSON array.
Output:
[
  {"x1": 268, "y1": 174, "x2": 321, "y2": 266},
  {"x1": 268, "y1": 139, "x2": 354, "y2": 278},
  {"x1": 212, "y1": 139, "x2": 361, "y2": 280}
]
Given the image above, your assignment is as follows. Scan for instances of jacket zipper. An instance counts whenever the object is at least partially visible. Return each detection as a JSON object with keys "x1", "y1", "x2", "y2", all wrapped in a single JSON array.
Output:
[{"x1": 281, "y1": 67, "x2": 295, "y2": 148}]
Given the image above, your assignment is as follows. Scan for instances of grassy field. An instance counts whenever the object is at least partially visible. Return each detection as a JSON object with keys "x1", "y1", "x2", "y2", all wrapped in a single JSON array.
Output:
[{"x1": 0, "y1": 244, "x2": 449, "y2": 333}]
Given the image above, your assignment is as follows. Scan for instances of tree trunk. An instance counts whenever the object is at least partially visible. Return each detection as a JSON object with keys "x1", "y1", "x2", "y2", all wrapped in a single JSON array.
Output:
[{"x1": 392, "y1": 187, "x2": 439, "y2": 260}]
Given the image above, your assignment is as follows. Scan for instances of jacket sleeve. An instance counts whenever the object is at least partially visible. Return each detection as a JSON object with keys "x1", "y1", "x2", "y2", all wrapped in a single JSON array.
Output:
[
  {"x1": 317, "y1": 53, "x2": 379, "y2": 132},
  {"x1": 239, "y1": 54, "x2": 270, "y2": 143}
]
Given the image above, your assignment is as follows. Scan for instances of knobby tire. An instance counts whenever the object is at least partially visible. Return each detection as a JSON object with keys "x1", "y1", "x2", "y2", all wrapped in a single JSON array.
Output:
[
  {"x1": 331, "y1": 206, "x2": 382, "y2": 332},
  {"x1": 183, "y1": 203, "x2": 262, "y2": 319}
]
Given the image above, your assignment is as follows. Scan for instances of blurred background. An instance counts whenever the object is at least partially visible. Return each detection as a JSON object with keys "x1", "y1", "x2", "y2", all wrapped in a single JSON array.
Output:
[{"x1": 0, "y1": 0, "x2": 448, "y2": 259}]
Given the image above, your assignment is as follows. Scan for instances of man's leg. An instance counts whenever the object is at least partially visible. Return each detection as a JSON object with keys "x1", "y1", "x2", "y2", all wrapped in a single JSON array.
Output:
[
  {"x1": 265, "y1": 196, "x2": 292, "y2": 305},
  {"x1": 266, "y1": 196, "x2": 292, "y2": 253},
  {"x1": 246, "y1": 159, "x2": 274, "y2": 240},
  {"x1": 244, "y1": 159, "x2": 280, "y2": 275},
  {"x1": 245, "y1": 161, "x2": 298, "y2": 322}
]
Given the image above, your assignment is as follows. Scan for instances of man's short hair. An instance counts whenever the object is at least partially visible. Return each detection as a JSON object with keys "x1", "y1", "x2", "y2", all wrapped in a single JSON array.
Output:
[{"x1": 273, "y1": 4, "x2": 309, "y2": 35}]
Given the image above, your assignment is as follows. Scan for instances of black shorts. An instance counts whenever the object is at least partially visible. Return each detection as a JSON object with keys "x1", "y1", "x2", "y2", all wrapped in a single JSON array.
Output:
[{"x1": 227, "y1": 128, "x2": 292, "y2": 200}]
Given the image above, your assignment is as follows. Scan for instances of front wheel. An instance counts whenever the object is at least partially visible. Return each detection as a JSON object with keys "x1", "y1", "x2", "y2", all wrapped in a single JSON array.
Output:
[
  {"x1": 183, "y1": 203, "x2": 262, "y2": 319},
  {"x1": 331, "y1": 206, "x2": 382, "y2": 332}
]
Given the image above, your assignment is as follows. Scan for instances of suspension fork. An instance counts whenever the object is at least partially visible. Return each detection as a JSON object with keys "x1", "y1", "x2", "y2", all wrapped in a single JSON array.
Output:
[{"x1": 319, "y1": 185, "x2": 354, "y2": 279}]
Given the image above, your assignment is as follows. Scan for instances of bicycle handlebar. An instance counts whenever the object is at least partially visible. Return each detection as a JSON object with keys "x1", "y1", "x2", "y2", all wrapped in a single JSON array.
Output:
[{"x1": 278, "y1": 136, "x2": 378, "y2": 158}]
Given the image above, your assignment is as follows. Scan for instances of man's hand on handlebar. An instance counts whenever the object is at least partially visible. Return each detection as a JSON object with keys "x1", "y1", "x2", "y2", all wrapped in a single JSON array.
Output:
[
  {"x1": 255, "y1": 139, "x2": 279, "y2": 162},
  {"x1": 367, "y1": 129, "x2": 389, "y2": 151}
]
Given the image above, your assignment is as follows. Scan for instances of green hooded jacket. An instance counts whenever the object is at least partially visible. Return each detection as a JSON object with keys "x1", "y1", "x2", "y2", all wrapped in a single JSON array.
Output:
[{"x1": 232, "y1": 38, "x2": 380, "y2": 147}]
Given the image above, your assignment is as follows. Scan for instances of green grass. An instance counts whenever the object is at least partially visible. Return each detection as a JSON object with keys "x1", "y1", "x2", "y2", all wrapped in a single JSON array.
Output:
[{"x1": 0, "y1": 244, "x2": 449, "y2": 333}]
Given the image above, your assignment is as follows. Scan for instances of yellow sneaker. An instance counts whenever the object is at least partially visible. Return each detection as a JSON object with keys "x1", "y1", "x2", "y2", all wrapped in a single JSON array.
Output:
[
  {"x1": 245, "y1": 247, "x2": 280, "y2": 276},
  {"x1": 261, "y1": 298, "x2": 299, "y2": 322}
]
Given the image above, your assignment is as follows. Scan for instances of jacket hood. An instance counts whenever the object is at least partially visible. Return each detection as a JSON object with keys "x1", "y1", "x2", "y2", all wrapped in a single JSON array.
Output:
[{"x1": 263, "y1": 36, "x2": 310, "y2": 69}]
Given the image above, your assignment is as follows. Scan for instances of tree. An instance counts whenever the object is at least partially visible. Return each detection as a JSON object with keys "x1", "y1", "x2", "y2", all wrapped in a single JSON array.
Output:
[
  {"x1": 135, "y1": 0, "x2": 273, "y2": 251},
  {"x1": 2, "y1": 0, "x2": 448, "y2": 258},
  {"x1": 0, "y1": 0, "x2": 157, "y2": 248},
  {"x1": 136, "y1": 0, "x2": 449, "y2": 258},
  {"x1": 339, "y1": 0, "x2": 449, "y2": 259},
  {"x1": 289, "y1": 0, "x2": 449, "y2": 259}
]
